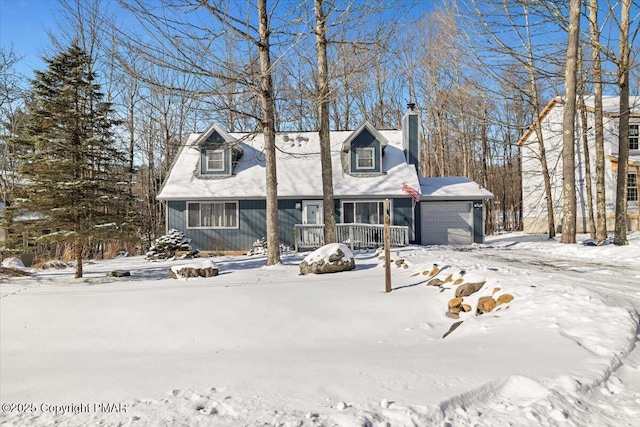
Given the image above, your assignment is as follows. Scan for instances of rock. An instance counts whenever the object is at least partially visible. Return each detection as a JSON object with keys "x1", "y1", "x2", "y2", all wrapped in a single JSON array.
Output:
[
  {"x1": 442, "y1": 320, "x2": 463, "y2": 339},
  {"x1": 299, "y1": 243, "x2": 355, "y2": 275},
  {"x1": 443, "y1": 274, "x2": 453, "y2": 283},
  {"x1": 107, "y1": 270, "x2": 131, "y2": 277},
  {"x1": 461, "y1": 304, "x2": 472, "y2": 313},
  {"x1": 448, "y1": 297, "x2": 463, "y2": 308},
  {"x1": 493, "y1": 287, "x2": 501, "y2": 294},
  {"x1": 445, "y1": 311, "x2": 460, "y2": 319},
  {"x1": 395, "y1": 259, "x2": 405, "y2": 267},
  {"x1": 169, "y1": 265, "x2": 219, "y2": 279},
  {"x1": 455, "y1": 281, "x2": 486, "y2": 298},
  {"x1": 477, "y1": 296, "x2": 497, "y2": 314},
  {"x1": 496, "y1": 293, "x2": 515, "y2": 306},
  {"x1": 453, "y1": 278, "x2": 464, "y2": 285},
  {"x1": 449, "y1": 306, "x2": 462, "y2": 314},
  {"x1": 427, "y1": 277, "x2": 444, "y2": 287},
  {"x1": 403, "y1": 264, "x2": 409, "y2": 269}
]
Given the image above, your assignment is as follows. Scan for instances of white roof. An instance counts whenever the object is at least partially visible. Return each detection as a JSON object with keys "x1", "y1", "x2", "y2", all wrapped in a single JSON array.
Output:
[
  {"x1": 419, "y1": 176, "x2": 494, "y2": 200},
  {"x1": 157, "y1": 129, "x2": 421, "y2": 200},
  {"x1": 581, "y1": 95, "x2": 640, "y2": 114}
]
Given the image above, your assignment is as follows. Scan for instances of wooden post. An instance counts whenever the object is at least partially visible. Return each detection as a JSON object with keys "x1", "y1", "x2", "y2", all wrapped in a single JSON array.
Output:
[{"x1": 384, "y1": 199, "x2": 391, "y2": 293}]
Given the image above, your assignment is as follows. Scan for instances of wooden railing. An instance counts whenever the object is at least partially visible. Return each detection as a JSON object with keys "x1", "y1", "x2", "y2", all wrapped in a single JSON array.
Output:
[{"x1": 294, "y1": 223, "x2": 409, "y2": 251}]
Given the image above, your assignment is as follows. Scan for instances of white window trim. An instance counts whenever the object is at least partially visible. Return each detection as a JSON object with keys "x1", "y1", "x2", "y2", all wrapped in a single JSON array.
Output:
[
  {"x1": 629, "y1": 124, "x2": 639, "y2": 151},
  {"x1": 355, "y1": 147, "x2": 376, "y2": 170},
  {"x1": 187, "y1": 201, "x2": 239, "y2": 229},
  {"x1": 340, "y1": 199, "x2": 392, "y2": 224},
  {"x1": 628, "y1": 172, "x2": 638, "y2": 202},
  {"x1": 205, "y1": 149, "x2": 225, "y2": 172}
]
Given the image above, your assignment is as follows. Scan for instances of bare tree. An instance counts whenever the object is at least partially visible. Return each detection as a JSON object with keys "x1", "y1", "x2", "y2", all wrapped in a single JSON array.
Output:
[
  {"x1": 588, "y1": 0, "x2": 607, "y2": 243},
  {"x1": 560, "y1": 0, "x2": 580, "y2": 244},
  {"x1": 613, "y1": 0, "x2": 632, "y2": 246}
]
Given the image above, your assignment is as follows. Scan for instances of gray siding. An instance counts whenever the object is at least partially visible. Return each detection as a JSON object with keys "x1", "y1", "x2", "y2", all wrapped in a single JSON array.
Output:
[
  {"x1": 349, "y1": 128, "x2": 382, "y2": 173},
  {"x1": 167, "y1": 199, "x2": 305, "y2": 251},
  {"x1": 392, "y1": 197, "x2": 415, "y2": 241}
]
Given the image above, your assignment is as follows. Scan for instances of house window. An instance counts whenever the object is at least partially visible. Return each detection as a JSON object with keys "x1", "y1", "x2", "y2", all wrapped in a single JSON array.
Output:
[
  {"x1": 630, "y1": 124, "x2": 639, "y2": 150},
  {"x1": 628, "y1": 173, "x2": 638, "y2": 202},
  {"x1": 205, "y1": 150, "x2": 225, "y2": 172},
  {"x1": 187, "y1": 202, "x2": 238, "y2": 228},
  {"x1": 342, "y1": 201, "x2": 388, "y2": 224},
  {"x1": 355, "y1": 147, "x2": 375, "y2": 169}
]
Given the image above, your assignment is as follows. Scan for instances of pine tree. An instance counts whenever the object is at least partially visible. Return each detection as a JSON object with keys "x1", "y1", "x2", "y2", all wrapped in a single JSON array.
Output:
[{"x1": 12, "y1": 42, "x2": 127, "y2": 278}]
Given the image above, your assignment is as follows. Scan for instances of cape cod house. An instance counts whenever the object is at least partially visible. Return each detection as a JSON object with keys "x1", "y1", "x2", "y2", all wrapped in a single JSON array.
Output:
[
  {"x1": 519, "y1": 96, "x2": 639, "y2": 234},
  {"x1": 157, "y1": 106, "x2": 493, "y2": 252}
]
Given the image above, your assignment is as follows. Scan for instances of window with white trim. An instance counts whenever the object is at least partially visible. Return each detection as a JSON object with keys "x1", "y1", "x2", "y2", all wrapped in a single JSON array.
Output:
[
  {"x1": 630, "y1": 124, "x2": 639, "y2": 150},
  {"x1": 187, "y1": 202, "x2": 238, "y2": 228},
  {"x1": 342, "y1": 201, "x2": 388, "y2": 224},
  {"x1": 628, "y1": 172, "x2": 638, "y2": 202},
  {"x1": 205, "y1": 149, "x2": 225, "y2": 172},
  {"x1": 355, "y1": 147, "x2": 375, "y2": 169}
]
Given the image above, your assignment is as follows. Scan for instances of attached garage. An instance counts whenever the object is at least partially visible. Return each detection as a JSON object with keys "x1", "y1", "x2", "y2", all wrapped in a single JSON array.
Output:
[
  {"x1": 417, "y1": 177, "x2": 494, "y2": 246},
  {"x1": 421, "y1": 201, "x2": 473, "y2": 245}
]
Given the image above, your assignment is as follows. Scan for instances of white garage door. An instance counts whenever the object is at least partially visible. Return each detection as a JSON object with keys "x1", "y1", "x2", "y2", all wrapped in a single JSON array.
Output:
[{"x1": 421, "y1": 202, "x2": 473, "y2": 245}]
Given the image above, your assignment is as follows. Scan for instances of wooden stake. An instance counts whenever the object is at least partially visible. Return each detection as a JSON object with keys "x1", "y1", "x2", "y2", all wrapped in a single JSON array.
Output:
[{"x1": 384, "y1": 199, "x2": 391, "y2": 293}]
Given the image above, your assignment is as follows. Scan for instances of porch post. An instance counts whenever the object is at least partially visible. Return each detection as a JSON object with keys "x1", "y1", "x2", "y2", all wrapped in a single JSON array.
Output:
[{"x1": 384, "y1": 199, "x2": 391, "y2": 293}]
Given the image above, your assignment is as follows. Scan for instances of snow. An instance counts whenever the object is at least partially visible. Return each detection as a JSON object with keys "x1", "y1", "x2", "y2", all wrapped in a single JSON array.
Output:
[
  {"x1": 1, "y1": 232, "x2": 640, "y2": 426},
  {"x1": 419, "y1": 176, "x2": 494, "y2": 199},
  {"x1": 301, "y1": 243, "x2": 354, "y2": 264},
  {"x1": 157, "y1": 130, "x2": 421, "y2": 200}
]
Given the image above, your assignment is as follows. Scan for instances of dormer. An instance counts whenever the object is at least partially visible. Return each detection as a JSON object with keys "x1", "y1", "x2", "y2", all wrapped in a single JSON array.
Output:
[
  {"x1": 341, "y1": 121, "x2": 388, "y2": 175},
  {"x1": 193, "y1": 123, "x2": 243, "y2": 177}
]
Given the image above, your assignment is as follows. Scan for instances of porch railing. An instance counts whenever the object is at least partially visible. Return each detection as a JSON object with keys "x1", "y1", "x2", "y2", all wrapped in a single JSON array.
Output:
[{"x1": 294, "y1": 223, "x2": 409, "y2": 251}]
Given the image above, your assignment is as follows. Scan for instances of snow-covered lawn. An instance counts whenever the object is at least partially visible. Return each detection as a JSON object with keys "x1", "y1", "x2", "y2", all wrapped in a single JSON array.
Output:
[{"x1": 1, "y1": 233, "x2": 639, "y2": 426}]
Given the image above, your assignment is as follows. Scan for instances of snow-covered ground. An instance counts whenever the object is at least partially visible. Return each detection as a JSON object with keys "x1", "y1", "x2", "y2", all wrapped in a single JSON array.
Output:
[{"x1": 1, "y1": 232, "x2": 639, "y2": 426}]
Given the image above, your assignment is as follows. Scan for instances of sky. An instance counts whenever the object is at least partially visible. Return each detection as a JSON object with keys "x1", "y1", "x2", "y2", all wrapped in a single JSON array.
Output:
[{"x1": 0, "y1": 0, "x2": 61, "y2": 77}]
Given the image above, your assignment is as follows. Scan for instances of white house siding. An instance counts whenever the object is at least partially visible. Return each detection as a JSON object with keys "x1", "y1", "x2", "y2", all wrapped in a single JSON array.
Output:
[{"x1": 521, "y1": 97, "x2": 640, "y2": 233}]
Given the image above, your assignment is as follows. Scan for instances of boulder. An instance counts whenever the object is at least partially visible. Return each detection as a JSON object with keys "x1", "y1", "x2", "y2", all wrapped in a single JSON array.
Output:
[
  {"x1": 299, "y1": 243, "x2": 355, "y2": 275},
  {"x1": 427, "y1": 277, "x2": 445, "y2": 287},
  {"x1": 455, "y1": 281, "x2": 486, "y2": 298},
  {"x1": 107, "y1": 270, "x2": 131, "y2": 277},
  {"x1": 168, "y1": 259, "x2": 219, "y2": 279},
  {"x1": 461, "y1": 304, "x2": 472, "y2": 313},
  {"x1": 445, "y1": 311, "x2": 460, "y2": 319},
  {"x1": 496, "y1": 293, "x2": 515, "y2": 306},
  {"x1": 477, "y1": 296, "x2": 497, "y2": 314},
  {"x1": 448, "y1": 297, "x2": 463, "y2": 308}
]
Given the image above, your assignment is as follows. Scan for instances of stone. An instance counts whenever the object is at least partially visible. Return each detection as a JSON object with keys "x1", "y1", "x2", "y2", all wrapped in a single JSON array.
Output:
[
  {"x1": 455, "y1": 281, "x2": 486, "y2": 298},
  {"x1": 427, "y1": 277, "x2": 444, "y2": 287},
  {"x1": 445, "y1": 311, "x2": 460, "y2": 319},
  {"x1": 461, "y1": 304, "x2": 472, "y2": 313},
  {"x1": 477, "y1": 296, "x2": 497, "y2": 314},
  {"x1": 453, "y1": 278, "x2": 464, "y2": 285},
  {"x1": 299, "y1": 243, "x2": 356, "y2": 275},
  {"x1": 443, "y1": 274, "x2": 453, "y2": 283},
  {"x1": 395, "y1": 259, "x2": 405, "y2": 267},
  {"x1": 169, "y1": 266, "x2": 219, "y2": 279},
  {"x1": 448, "y1": 297, "x2": 463, "y2": 308},
  {"x1": 496, "y1": 293, "x2": 515, "y2": 306},
  {"x1": 403, "y1": 264, "x2": 409, "y2": 269},
  {"x1": 493, "y1": 287, "x2": 501, "y2": 294},
  {"x1": 442, "y1": 320, "x2": 463, "y2": 339},
  {"x1": 449, "y1": 306, "x2": 462, "y2": 314},
  {"x1": 107, "y1": 270, "x2": 131, "y2": 277}
]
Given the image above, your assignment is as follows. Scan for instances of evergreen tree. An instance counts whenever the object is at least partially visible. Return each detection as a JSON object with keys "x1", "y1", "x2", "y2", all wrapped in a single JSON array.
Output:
[{"x1": 12, "y1": 42, "x2": 127, "y2": 278}]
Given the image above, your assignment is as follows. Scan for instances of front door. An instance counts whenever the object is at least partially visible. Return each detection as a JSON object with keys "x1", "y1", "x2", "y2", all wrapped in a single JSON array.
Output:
[
  {"x1": 301, "y1": 201, "x2": 324, "y2": 247},
  {"x1": 302, "y1": 200, "x2": 324, "y2": 225}
]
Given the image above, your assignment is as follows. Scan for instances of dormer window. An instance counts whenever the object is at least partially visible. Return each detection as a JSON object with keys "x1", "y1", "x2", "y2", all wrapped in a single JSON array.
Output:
[
  {"x1": 630, "y1": 124, "x2": 639, "y2": 150},
  {"x1": 356, "y1": 147, "x2": 375, "y2": 169},
  {"x1": 206, "y1": 149, "x2": 225, "y2": 172}
]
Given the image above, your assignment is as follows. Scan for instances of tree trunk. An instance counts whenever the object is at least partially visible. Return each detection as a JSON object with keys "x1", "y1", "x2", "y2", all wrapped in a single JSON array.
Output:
[
  {"x1": 614, "y1": 0, "x2": 631, "y2": 246},
  {"x1": 560, "y1": 0, "x2": 580, "y2": 244},
  {"x1": 578, "y1": 49, "x2": 596, "y2": 238},
  {"x1": 74, "y1": 239, "x2": 83, "y2": 279},
  {"x1": 258, "y1": 0, "x2": 281, "y2": 264},
  {"x1": 314, "y1": 0, "x2": 337, "y2": 244}
]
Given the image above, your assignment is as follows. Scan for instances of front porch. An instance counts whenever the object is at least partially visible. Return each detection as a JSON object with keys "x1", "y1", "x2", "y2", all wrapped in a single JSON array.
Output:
[{"x1": 294, "y1": 223, "x2": 410, "y2": 251}]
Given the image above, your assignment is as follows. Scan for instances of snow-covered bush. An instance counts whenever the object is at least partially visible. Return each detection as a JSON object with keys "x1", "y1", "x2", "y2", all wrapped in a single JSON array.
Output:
[
  {"x1": 145, "y1": 229, "x2": 200, "y2": 261},
  {"x1": 246, "y1": 237, "x2": 290, "y2": 256}
]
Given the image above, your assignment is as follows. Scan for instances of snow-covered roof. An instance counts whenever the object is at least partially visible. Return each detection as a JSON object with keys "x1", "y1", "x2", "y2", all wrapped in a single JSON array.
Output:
[
  {"x1": 419, "y1": 176, "x2": 494, "y2": 200},
  {"x1": 157, "y1": 128, "x2": 420, "y2": 200},
  {"x1": 518, "y1": 95, "x2": 640, "y2": 146}
]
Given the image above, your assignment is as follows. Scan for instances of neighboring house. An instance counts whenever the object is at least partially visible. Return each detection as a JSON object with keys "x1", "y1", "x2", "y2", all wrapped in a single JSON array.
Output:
[
  {"x1": 519, "y1": 96, "x2": 639, "y2": 233},
  {"x1": 157, "y1": 106, "x2": 494, "y2": 251}
]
